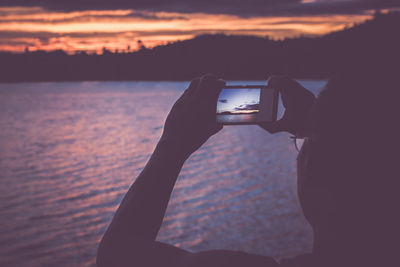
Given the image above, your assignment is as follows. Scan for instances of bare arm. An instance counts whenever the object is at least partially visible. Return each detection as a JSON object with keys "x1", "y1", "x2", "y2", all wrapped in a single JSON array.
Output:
[
  {"x1": 97, "y1": 75, "x2": 278, "y2": 267},
  {"x1": 97, "y1": 140, "x2": 187, "y2": 263}
]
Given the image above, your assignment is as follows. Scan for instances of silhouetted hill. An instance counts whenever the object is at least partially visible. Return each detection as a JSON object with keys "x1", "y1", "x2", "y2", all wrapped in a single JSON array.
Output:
[{"x1": 0, "y1": 12, "x2": 398, "y2": 82}]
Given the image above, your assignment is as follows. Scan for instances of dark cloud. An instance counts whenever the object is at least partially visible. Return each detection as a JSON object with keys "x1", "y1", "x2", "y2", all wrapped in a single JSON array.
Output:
[
  {"x1": 235, "y1": 103, "x2": 259, "y2": 111},
  {"x1": 0, "y1": 31, "x2": 121, "y2": 40},
  {"x1": 0, "y1": 0, "x2": 293, "y2": 13},
  {"x1": 288, "y1": 0, "x2": 400, "y2": 16},
  {"x1": 125, "y1": 10, "x2": 188, "y2": 20},
  {"x1": 0, "y1": 0, "x2": 399, "y2": 16},
  {"x1": 0, "y1": 40, "x2": 36, "y2": 47},
  {"x1": 0, "y1": 10, "x2": 187, "y2": 24}
]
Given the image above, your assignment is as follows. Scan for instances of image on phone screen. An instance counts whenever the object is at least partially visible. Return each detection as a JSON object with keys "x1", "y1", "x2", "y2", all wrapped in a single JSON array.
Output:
[{"x1": 216, "y1": 88, "x2": 261, "y2": 123}]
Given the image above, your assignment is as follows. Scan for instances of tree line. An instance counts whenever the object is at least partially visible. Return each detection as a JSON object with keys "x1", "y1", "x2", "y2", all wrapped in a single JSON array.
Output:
[{"x1": 0, "y1": 12, "x2": 398, "y2": 82}]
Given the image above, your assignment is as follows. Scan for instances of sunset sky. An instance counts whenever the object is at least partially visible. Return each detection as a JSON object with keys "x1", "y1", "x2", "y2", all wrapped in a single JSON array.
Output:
[
  {"x1": 217, "y1": 89, "x2": 260, "y2": 114},
  {"x1": 0, "y1": 0, "x2": 399, "y2": 53}
]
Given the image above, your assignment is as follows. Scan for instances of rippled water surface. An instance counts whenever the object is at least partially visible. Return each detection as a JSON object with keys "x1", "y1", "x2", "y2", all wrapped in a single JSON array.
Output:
[{"x1": 0, "y1": 80, "x2": 326, "y2": 266}]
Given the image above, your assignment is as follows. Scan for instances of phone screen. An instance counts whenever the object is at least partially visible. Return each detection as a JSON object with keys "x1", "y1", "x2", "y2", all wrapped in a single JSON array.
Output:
[{"x1": 216, "y1": 86, "x2": 277, "y2": 124}]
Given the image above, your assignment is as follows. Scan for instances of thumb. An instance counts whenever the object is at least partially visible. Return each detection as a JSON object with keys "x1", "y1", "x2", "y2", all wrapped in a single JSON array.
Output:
[{"x1": 258, "y1": 118, "x2": 289, "y2": 134}]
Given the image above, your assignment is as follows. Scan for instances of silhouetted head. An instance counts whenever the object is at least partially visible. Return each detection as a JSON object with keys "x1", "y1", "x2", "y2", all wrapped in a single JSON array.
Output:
[{"x1": 296, "y1": 61, "x2": 399, "y2": 265}]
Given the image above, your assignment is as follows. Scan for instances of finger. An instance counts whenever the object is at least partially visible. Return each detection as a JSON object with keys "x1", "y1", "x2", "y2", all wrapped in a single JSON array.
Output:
[
  {"x1": 184, "y1": 77, "x2": 201, "y2": 99},
  {"x1": 268, "y1": 76, "x2": 314, "y2": 108},
  {"x1": 174, "y1": 78, "x2": 200, "y2": 106},
  {"x1": 209, "y1": 78, "x2": 226, "y2": 105},
  {"x1": 189, "y1": 75, "x2": 225, "y2": 121},
  {"x1": 192, "y1": 74, "x2": 225, "y2": 101},
  {"x1": 258, "y1": 119, "x2": 288, "y2": 134},
  {"x1": 266, "y1": 75, "x2": 282, "y2": 88},
  {"x1": 268, "y1": 75, "x2": 301, "y2": 89},
  {"x1": 281, "y1": 81, "x2": 314, "y2": 107}
]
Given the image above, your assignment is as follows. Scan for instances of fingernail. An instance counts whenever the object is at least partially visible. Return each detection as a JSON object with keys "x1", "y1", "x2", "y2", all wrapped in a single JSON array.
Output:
[{"x1": 217, "y1": 79, "x2": 226, "y2": 87}]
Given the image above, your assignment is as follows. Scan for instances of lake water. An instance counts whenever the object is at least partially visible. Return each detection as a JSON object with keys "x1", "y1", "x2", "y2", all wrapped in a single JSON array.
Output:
[
  {"x1": 0, "y1": 80, "x2": 326, "y2": 267},
  {"x1": 216, "y1": 113, "x2": 258, "y2": 123}
]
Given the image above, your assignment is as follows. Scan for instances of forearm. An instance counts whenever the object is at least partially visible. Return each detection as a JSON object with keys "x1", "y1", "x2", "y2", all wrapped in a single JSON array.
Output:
[
  {"x1": 100, "y1": 140, "x2": 187, "y2": 248},
  {"x1": 98, "y1": 75, "x2": 225, "y2": 266}
]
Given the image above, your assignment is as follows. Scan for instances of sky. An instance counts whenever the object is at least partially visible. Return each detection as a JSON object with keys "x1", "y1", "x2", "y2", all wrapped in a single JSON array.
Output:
[
  {"x1": 0, "y1": 0, "x2": 399, "y2": 53},
  {"x1": 217, "y1": 89, "x2": 260, "y2": 114}
]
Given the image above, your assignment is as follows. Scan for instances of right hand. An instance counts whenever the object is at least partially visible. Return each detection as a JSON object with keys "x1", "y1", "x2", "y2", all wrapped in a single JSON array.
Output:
[
  {"x1": 259, "y1": 76, "x2": 316, "y2": 136},
  {"x1": 159, "y1": 74, "x2": 225, "y2": 159}
]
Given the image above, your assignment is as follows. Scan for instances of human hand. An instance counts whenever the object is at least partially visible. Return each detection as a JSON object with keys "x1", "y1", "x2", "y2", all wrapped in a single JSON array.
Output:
[
  {"x1": 259, "y1": 76, "x2": 316, "y2": 136},
  {"x1": 159, "y1": 74, "x2": 225, "y2": 159}
]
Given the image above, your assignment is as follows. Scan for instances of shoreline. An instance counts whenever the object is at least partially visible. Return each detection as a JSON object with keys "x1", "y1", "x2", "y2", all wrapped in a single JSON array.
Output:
[{"x1": 0, "y1": 77, "x2": 328, "y2": 84}]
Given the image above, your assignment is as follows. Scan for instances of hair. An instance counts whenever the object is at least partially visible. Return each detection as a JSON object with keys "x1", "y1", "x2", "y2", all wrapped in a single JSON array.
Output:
[
  {"x1": 312, "y1": 60, "x2": 398, "y2": 187},
  {"x1": 306, "y1": 59, "x2": 399, "y2": 263}
]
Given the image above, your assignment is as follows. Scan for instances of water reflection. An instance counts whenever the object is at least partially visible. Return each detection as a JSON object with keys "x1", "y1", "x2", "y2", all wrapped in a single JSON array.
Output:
[
  {"x1": 216, "y1": 114, "x2": 257, "y2": 123},
  {"x1": 0, "y1": 81, "x2": 325, "y2": 266}
]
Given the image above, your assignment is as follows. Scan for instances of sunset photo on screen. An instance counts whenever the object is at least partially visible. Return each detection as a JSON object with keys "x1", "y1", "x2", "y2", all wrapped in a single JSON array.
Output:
[{"x1": 216, "y1": 88, "x2": 260, "y2": 123}]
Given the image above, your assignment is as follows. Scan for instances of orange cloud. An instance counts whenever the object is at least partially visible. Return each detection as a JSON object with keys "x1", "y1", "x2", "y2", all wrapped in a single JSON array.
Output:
[{"x1": 0, "y1": 6, "x2": 373, "y2": 53}]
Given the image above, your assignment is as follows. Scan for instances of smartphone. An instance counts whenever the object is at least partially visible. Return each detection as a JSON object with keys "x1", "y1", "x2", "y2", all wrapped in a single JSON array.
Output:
[{"x1": 216, "y1": 85, "x2": 278, "y2": 125}]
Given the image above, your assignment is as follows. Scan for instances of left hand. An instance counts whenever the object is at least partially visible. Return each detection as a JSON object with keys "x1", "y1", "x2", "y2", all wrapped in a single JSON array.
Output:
[
  {"x1": 259, "y1": 76, "x2": 315, "y2": 136},
  {"x1": 159, "y1": 74, "x2": 226, "y2": 159}
]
